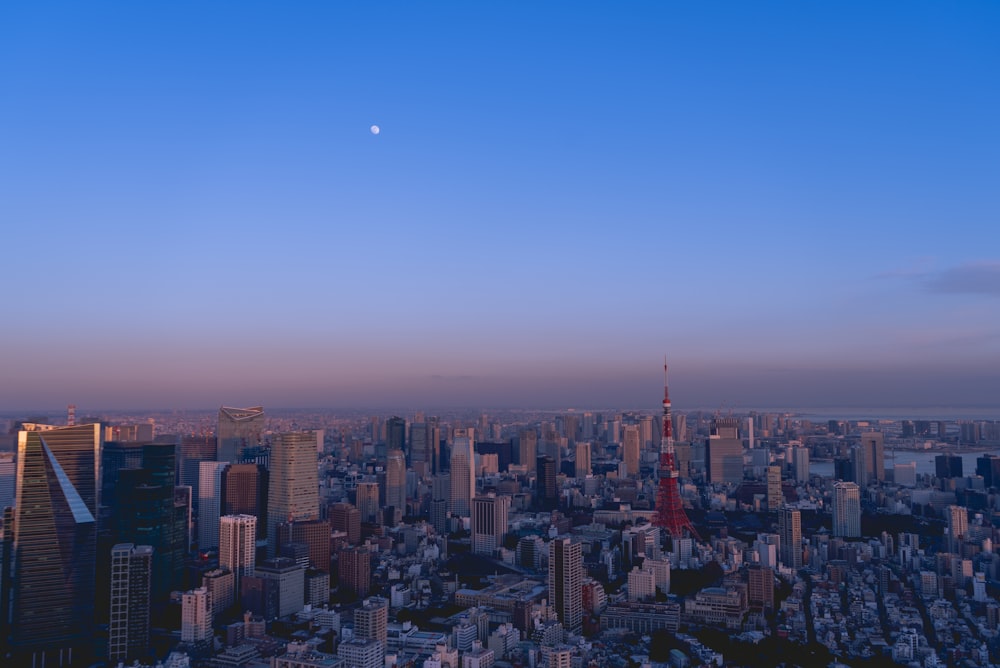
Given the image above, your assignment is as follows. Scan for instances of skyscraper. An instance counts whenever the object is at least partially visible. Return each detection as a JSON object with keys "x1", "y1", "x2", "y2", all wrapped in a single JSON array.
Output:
[
  {"x1": 472, "y1": 494, "x2": 510, "y2": 556},
  {"x1": 947, "y1": 505, "x2": 968, "y2": 553},
  {"x1": 935, "y1": 454, "x2": 963, "y2": 479},
  {"x1": 267, "y1": 431, "x2": 320, "y2": 554},
  {"x1": 450, "y1": 430, "x2": 475, "y2": 518},
  {"x1": 859, "y1": 431, "x2": 885, "y2": 485},
  {"x1": 338, "y1": 546, "x2": 371, "y2": 597},
  {"x1": 222, "y1": 463, "x2": 268, "y2": 539},
  {"x1": 385, "y1": 448, "x2": 406, "y2": 519},
  {"x1": 548, "y1": 537, "x2": 583, "y2": 632},
  {"x1": 220, "y1": 514, "x2": 257, "y2": 594},
  {"x1": 707, "y1": 418, "x2": 743, "y2": 484},
  {"x1": 198, "y1": 461, "x2": 229, "y2": 550},
  {"x1": 622, "y1": 425, "x2": 640, "y2": 478},
  {"x1": 179, "y1": 434, "x2": 217, "y2": 501},
  {"x1": 217, "y1": 406, "x2": 265, "y2": 464},
  {"x1": 537, "y1": 455, "x2": 558, "y2": 510},
  {"x1": 12, "y1": 423, "x2": 101, "y2": 665},
  {"x1": 518, "y1": 428, "x2": 537, "y2": 473},
  {"x1": 779, "y1": 507, "x2": 802, "y2": 570},
  {"x1": 355, "y1": 481, "x2": 380, "y2": 524},
  {"x1": 574, "y1": 442, "x2": 591, "y2": 479},
  {"x1": 330, "y1": 502, "x2": 361, "y2": 545},
  {"x1": 833, "y1": 482, "x2": 861, "y2": 538},
  {"x1": 108, "y1": 543, "x2": 153, "y2": 664},
  {"x1": 792, "y1": 446, "x2": 810, "y2": 483},
  {"x1": 385, "y1": 417, "x2": 405, "y2": 457},
  {"x1": 767, "y1": 465, "x2": 782, "y2": 511}
]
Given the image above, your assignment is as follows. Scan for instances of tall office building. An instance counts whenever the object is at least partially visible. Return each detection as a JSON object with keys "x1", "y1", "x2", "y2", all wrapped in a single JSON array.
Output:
[
  {"x1": 198, "y1": 461, "x2": 229, "y2": 550},
  {"x1": 385, "y1": 417, "x2": 405, "y2": 456},
  {"x1": 450, "y1": 431, "x2": 475, "y2": 518},
  {"x1": 779, "y1": 507, "x2": 802, "y2": 570},
  {"x1": 935, "y1": 455, "x2": 963, "y2": 479},
  {"x1": 220, "y1": 514, "x2": 257, "y2": 594},
  {"x1": 330, "y1": 502, "x2": 361, "y2": 545},
  {"x1": 356, "y1": 481, "x2": 380, "y2": 524},
  {"x1": 833, "y1": 482, "x2": 861, "y2": 538},
  {"x1": 549, "y1": 538, "x2": 583, "y2": 632},
  {"x1": 537, "y1": 455, "x2": 558, "y2": 510},
  {"x1": 766, "y1": 465, "x2": 782, "y2": 510},
  {"x1": 12, "y1": 423, "x2": 101, "y2": 665},
  {"x1": 622, "y1": 425, "x2": 640, "y2": 478},
  {"x1": 355, "y1": 596, "x2": 389, "y2": 645},
  {"x1": 218, "y1": 406, "x2": 265, "y2": 464},
  {"x1": 181, "y1": 587, "x2": 212, "y2": 643},
  {"x1": 792, "y1": 446, "x2": 810, "y2": 483},
  {"x1": 338, "y1": 546, "x2": 371, "y2": 597},
  {"x1": 385, "y1": 449, "x2": 406, "y2": 518},
  {"x1": 748, "y1": 564, "x2": 774, "y2": 611},
  {"x1": 472, "y1": 494, "x2": 510, "y2": 556},
  {"x1": 267, "y1": 431, "x2": 320, "y2": 555},
  {"x1": 278, "y1": 519, "x2": 331, "y2": 572},
  {"x1": 178, "y1": 434, "x2": 217, "y2": 503},
  {"x1": 222, "y1": 463, "x2": 267, "y2": 539},
  {"x1": 707, "y1": 418, "x2": 743, "y2": 484},
  {"x1": 409, "y1": 422, "x2": 431, "y2": 475},
  {"x1": 859, "y1": 431, "x2": 885, "y2": 485},
  {"x1": 575, "y1": 442, "x2": 591, "y2": 479},
  {"x1": 947, "y1": 505, "x2": 968, "y2": 553},
  {"x1": 108, "y1": 543, "x2": 153, "y2": 664},
  {"x1": 518, "y1": 428, "x2": 537, "y2": 473}
]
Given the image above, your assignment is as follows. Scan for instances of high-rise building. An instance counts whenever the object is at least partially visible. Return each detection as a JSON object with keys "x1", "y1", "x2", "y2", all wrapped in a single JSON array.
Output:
[
  {"x1": 385, "y1": 448, "x2": 406, "y2": 519},
  {"x1": 935, "y1": 454, "x2": 963, "y2": 480},
  {"x1": 518, "y1": 428, "x2": 537, "y2": 473},
  {"x1": 267, "y1": 431, "x2": 320, "y2": 555},
  {"x1": 202, "y1": 568, "x2": 235, "y2": 618},
  {"x1": 337, "y1": 546, "x2": 371, "y2": 597},
  {"x1": 12, "y1": 423, "x2": 101, "y2": 665},
  {"x1": 218, "y1": 406, "x2": 265, "y2": 464},
  {"x1": 471, "y1": 494, "x2": 510, "y2": 556},
  {"x1": 622, "y1": 425, "x2": 640, "y2": 478},
  {"x1": 385, "y1": 417, "x2": 405, "y2": 458},
  {"x1": 179, "y1": 435, "x2": 217, "y2": 499},
  {"x1": 779, "y1": 507, "x2": 802, "y2": 570},
  {"x1": 198, "y1": 461, "x2": 229, "y2": 550},
  {"x1": 356, "y1": 481, "x2": 380, "y2": 524},
  {"x1": 450, "y1": 431, "x2": 475, "y2": 517},
  {"x1": 767, "y1": 465, "x2": 782, "y2": 511},
  {"x1": 330, "y1": 503, "x2": 361, "y2": 545},
  {"x1": 947, "y1": 505, "x2": 968, "y2": 553},
  {"x1": 748, "y1": 564, "x2": 774, "y2": 611},
  {"x1": 574, "y1": 442, "x2": 591, "y2": 479},
  {"x1": 278, "y1": 519, "x2": 331, "y2": 572},
  {"x1": 355, "y1": 596, "x2": 389, "y2": 645},
  {"x1": 792, "y1": 446, "x2": 810, "y2": 483},
  {"x1": 859, "y1": 432, "x2": 885, "y2": 485},
  {"x1": 833, "y1": 482, "x2": 861, "y2": 538},
  {"x1": 108, "y1": 543, "x2": 153, "y2": 664},
  {"x1": 181, "y1": 587, "x2": 211, "y2": 643},
  {"x1": 707, "y1": 418, "x2": 743, "y2": 484},
  {"x1": 222, "y1": 463, "x2": 267, "y2": 538},
  {"x1": 255, "y1": 557, "x2": 305, "y2": 618},
  {"x1": 537, "y1": 455, "x2": 558, "y2": 510},
  {"x1": 220, "y1": 514, "x2": 257, "y2": 594},
  {"x1": 549, "y1": 538, "x2": 583, "y2": 632},
  {"x1": 409, "y1": 422, "x2": 432, "y2": 475}
]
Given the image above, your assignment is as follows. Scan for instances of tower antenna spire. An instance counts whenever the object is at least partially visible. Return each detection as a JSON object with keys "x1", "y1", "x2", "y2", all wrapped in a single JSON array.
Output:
[{"x1": 654, "y1": 357, "x2": 699, "y2": 539}]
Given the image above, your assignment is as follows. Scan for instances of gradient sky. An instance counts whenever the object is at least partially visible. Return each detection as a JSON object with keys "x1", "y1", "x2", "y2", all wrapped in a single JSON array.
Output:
[{"x1": 2, "y1": 2, "x2": 998, "y2": 412}]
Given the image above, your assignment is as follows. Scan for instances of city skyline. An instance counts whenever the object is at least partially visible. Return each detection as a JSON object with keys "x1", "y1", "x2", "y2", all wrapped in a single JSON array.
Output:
[{"x1": 2, "y1": 3, "x2": 998, "y2": 411}]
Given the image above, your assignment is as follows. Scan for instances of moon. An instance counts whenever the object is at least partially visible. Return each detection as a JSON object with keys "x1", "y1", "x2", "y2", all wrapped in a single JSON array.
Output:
[{"x1": 370, "y1": 125, "x2": 380, "y2": 135}]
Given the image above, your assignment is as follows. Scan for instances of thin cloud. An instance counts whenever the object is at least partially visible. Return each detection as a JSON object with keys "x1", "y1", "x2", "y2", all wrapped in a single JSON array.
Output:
[
  {"x1": 874, "y1": 256, "x2": 935, "y2": 280},
  {"x1": 924, "y1": 261, "x2": 1000, "y2": 297}
]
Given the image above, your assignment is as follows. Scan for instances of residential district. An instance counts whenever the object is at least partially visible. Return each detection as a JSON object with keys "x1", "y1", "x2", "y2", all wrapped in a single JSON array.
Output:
[{"x1": 3, "y1": 378, "x2": 1000, "y2": 668}]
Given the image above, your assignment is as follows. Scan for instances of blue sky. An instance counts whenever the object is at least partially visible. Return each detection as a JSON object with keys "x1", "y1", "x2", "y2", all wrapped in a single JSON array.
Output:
[{"x1": 2, "y1": 2, "x2": 998, "y2": 411}]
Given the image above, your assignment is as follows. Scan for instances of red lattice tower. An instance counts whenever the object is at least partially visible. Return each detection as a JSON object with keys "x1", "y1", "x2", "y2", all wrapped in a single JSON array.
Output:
[{"x1": 654, "y1": 361, "x2": 699, "y2": 538}]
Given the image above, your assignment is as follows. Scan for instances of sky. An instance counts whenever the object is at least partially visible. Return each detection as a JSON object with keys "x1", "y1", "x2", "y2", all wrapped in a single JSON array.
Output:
[{"x1": 1, "y1": 2, "x2": 999, "y2": 412}]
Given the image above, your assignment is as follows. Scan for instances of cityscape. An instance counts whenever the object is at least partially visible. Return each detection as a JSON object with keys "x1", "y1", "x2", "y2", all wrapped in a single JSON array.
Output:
[
  {"x1": 3, "y1": 2, "x2": 999, "y2": 668},
  {"x1": 3, "y1": 370, "x2": 1000, "y2": 667}
]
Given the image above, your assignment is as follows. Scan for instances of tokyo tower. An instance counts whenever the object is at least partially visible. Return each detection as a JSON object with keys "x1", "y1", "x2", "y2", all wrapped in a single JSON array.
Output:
[{"x1": 654, "y1": 360, "x2": 699, "y2": 538}]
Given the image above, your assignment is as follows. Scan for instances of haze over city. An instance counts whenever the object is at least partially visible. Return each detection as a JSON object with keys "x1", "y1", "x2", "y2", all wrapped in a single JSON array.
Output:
[{"x1": 2, "y1": 2, "x2": 998, "y2": 411}]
